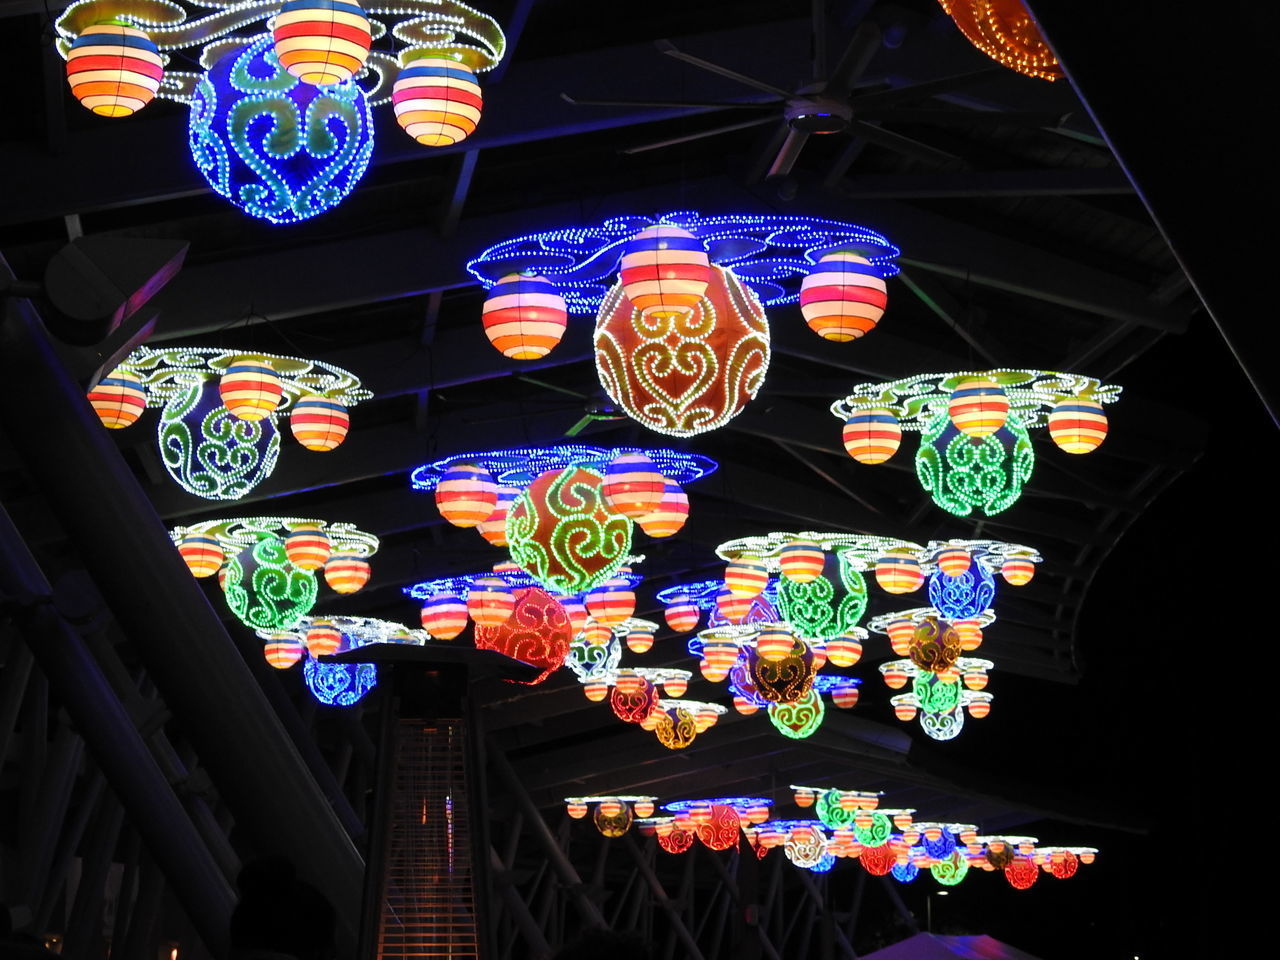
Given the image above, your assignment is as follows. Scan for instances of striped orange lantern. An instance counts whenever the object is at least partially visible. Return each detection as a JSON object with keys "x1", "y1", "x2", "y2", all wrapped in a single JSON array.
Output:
[
  {"x1": 1001, "y1": 556, "x2": 1036, "y2": 586},
  {"x1": 468, "y1": 577, "x2": 514, "y2": 627},
  {"x1": 799, "y1": 252, "x2": 888, "y2": 341},
  {"x1": 324, "y1": 555, "x2": 370, "y2": 594},
  {"x1": 476, "y1": 486, "x2": 518, "y2": 546},
  {"x1": 935, "y1": 547, "x2": 972, "y2": 578},
  {"x1": 634, "y1": 800, "x2": 655, "y2": 818},
  {"x1": 733, "y1": 694, "x2": 759, "y2": 715},
  {"x1": 264, "y1": 638, "x2": 304, "y2": 669},
  {"x1": 217, "y1": 565, "x2": 229, "y2": 592},
  {"x1": 178, "y1": 535, "x2": 223, "y2": 578},
  {"x1": 637, "y1": 481, "x2": 689, "y2": 538},
  {"x1": 715, "y1": 588, "x2": 752, "y2": 624},
  {"x1": 968, "y1": 698, "x2": 992, "y2": 719},
  {"x1": 273, "y1": 0, "x2": 372, "y2": 87},
  {"x1": 582, "y1": 680, "x2": 609, "y2": 702},
  {"x1": 875, "y1": 550, "x2": 924, "y2": 594},
  {"x1": 793, "y1": 788, "x2": 816, "y2": 808},
  {"x1": 289, "y1": 394, "x2": 349, "y2": 452},
  {"x1": 924, "y1": 826, "x2": 943, "y2": 843},
  {"x1": 893, "y1": 701, "x2": 918, "y2": 722},
  {"x1": 618, "y1": 224, "x2": 711, "y2": 317},
  {"x1": 566, "y1": 801, "x2": 588, "y2": 819},
  {"x1": 639, "y1": 707, "x2": 663, "y2": 731},
  {"x1": 854, "y1": 810, "x2": 874, "y2": 829},
  {"x1": 779, "y1": 539, "x2": 824, "y2": 583},
  {"x1": 664, "y1": 598, "x2": 700, "y2": 633},
  {"x1": 724, "y1": 557, "x2": 768, "y2": 598},
  {"x1": 581, "y1": 618, "x2": 613, "y2": 646},
  {"x1": 586, "y1": 579, "x2": 636, "y2": 625},
  {"x1": 755, "y1": 626, "x2": 795, "y2": 662},
  {"x1": 305, "y1": 621, "x2": 343, "y2": 658},
  {"x1": 963, "y1": 671, "x2": 989, "y2": 691},
  {"x1": 838, "y1": 792, "x2": 859, "y2": 812},
  {"x1": 1048, "y1": 396, "x2": 1109, "y2": 454},
  {"x1": 481, "y1": 273, "x2": 568, "y2": 359},
  {"x1": 284, "y1": 525, "x2": 331, "y2": 571},
  {"x1": 892, "y1": 814, "x2": 914, "y2": 832},
  {"x1": 694, "y1": 704, "x2": 721, "y2": 732},
  {"x1": 689, "y1": 804, "x2": 713, "y2": 824},
  {"x1": 598, "y1": 799, "x2": 623, "y2": 817},
  {"x1": 808, "y1": 638, "x2": 827, "y2": 670},
  {"x1": 65, "y1": 22, "x2": 163, "y2": 118},
  {"x1": 842, "y1": 408, "x2": 901, "y2": 464},
  {"x1": 87, "y1": 369, "x2": 147, "y2": 429},
  {"x1": 831, "y1": 684, "x2": 860, "y2": 709},
  {"x1": 560, "y1": 597, "x2": 589, "y2": 636},
  {"x1": 948, "y1": 377, "x2": 1009, "y2": 437},
  {"x1": 954, "y1": 619, "x2": 983, "y2": 651},
  {"x1": 435, "y1": 461, "x2": 498, "y2": 528},
  {"x1": 882, "y1": 665, "x2": 909, "y2": 689},
  {"x1": 625, "y1": 629, "x2": 654, "y2": 655},
  {"x1": 492, "y1": 560, "x2": 522, "y2": 576},
  {"x1": 700, "y1": 639, "x2": 738, "y2": 682},
  {"x1": 1079, "y1": 852, "x2": 1096, "y2": 865},
  {"x1": 421, "y1": 594, "x2": 468, "y2": 639},
  {"x1": 825, "y1": 635, "x2": 863, "y2": 668},
  {"x1": 219, "y1": 357, "x2": 283, "y2": 422},
  {"x1": 748, "y1": 804, "x2": 770, "y2": 825},
  {"x1": 393, "y1": 54, "x2": 483, "y2": 147},
  {"x1": 663, "y1": 675, "x2": 687, "y2": 697},
  {"x1": 602, "y1": 452, "x2": 667, "y2": 518},
  {"x1": 886, "y1": 618, "x2": 915, "y2": 655}
]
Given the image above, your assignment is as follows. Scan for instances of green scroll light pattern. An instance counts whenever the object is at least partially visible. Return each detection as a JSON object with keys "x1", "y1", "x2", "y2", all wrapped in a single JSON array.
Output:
[
  {"x1": 814, "y1": 789, "x2": 856, "y2": 830},
  {"x1": 223, "y1": 536, "x2": 318, "y2": 631},
  {"x1": 852, "y1": 810, "x2": 893, "y2": 848},
  {"x1": 767, "y1": 688, "x2": 825, "y2": 740},
  {"x1": 915, "y1": 408, "x2": 1034, "y2": 518},
  {"x1": 931, "y1": 848, "x2": 971, "y2": 886},
  {"x1": 776, "y1": 549, "x2": 868, "y2": 641},
  {"x1": 159, "y1": 377, "x2": 280, "y2": 500}
]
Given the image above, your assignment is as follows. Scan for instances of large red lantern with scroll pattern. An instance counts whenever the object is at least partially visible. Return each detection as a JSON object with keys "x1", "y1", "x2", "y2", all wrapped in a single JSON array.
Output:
[{"x1": 472, "y1": 587, "x2": 572, "y2": 684}]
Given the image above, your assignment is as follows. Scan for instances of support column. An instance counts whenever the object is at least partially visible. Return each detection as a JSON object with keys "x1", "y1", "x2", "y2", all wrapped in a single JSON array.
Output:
[{"x1": 623, "y1": 835, "x2": 707, "y2": 960}]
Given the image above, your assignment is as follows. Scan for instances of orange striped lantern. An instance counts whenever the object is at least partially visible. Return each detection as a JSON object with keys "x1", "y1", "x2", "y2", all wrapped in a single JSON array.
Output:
[
  {"x1": 598, "y1": 799, "x2": 623, "y2": 818},
  {"x1": 808, "y1": 638, "x2": 827, "y2": 671},
  {"x1": 285, "y1": 525, "x2": 331, "y2": 571},
  {"x1": 854, "y1": 810, "x2": 874, "y2": 830},
  {"x1": 733, "y1": 694, "x2": 759, "y2": 716},
  {"x1": 435, "y1": 461, "x2": 498, "y2": 528},
  {"x1": 954, "y1": 619, "x2": 983, "y2": 651},
  {"x1": 715, "y1": 588, "x2": 752, "y2": 624},
  {"x1": 421, "y1": 594, "x2": 468, "y2": 639},
  {"x1": 800, "y1": 252, "x2": 888, "y2": 341},
  {"x1": 779, "y1": 539, "x2": 824, "y2": 583},
  {"x1": 875, "y1": 550, "x2": 924, "y2": 594},
  {"x1": 476, "y1": 486, "x2": 519, "y2": 546},
  {"x1": 689, "y1": 804, "x2": 713, "y2": 825},
  {"x1": 794, "y1": 788, "x2": 816, "y2": 808},
  {"x1": 724, "y1": 557, "x2": 769, "y2": 598},
  {"x1": 305, "y1": 621, "x2": 343, "y2": 658},
  {"x1": 948, "y1": 377, "x2": 1009, "y2": 437},
  {"x1": 618, "y1": 224, "x2": 712, "y2": 317},
  {"x1": 1048, "y1": 396, "x2": 1108, "y2": 454},
  {"x1": 178, "y1": 535, "x2": 223, "y2": 578},
  {"x1": 831, "y1": 683, "x2": 859, "y2": 709},
  {"x1": 826, "y1": 635, "x2": 863, "y2": 668},
  {"x1": 492, "y1": 560, "x2": 522, "y2": 576},
  {"x1": 87, "y1": 369, "x2": 146, "y2": 428},
  {"x1": 748, "y1": 804, "x2": 770, "y2": 825},
  {"x1": 838, "y1": 792, "x2": 859, "y2": 812},
  {"x1": 886, "y1": 618, "x2": 915, "y2": 656},
  {"x1": 694, "y1": 704, "x2": 721, "y2": 733},
  {"x1": 583, "y1": 680, "x2": 609, "y2": 702},
  {"x1": 664, "y1": 598, "x2": 700, "y2": 633},
  {"x1": 1001, "y1": 556, "x2": 1036, "y2": 586},
  {"x1": 65, "y1": 22, "x2": 163, "y2": 118},
  {"x1": 1079, "y1": 852, "x2": 1096, "y2": 865},
  {"x1": 663, "y1": 675, "x2": 687, "y2": 698},
  {"x1": 935, "y1": 548, "x2": 972, "y2": 578},
  {"x1": 700, "y1": 639, "x2": 739, "y2": 682},
  {"x1": 273, "y1": 0, "x2": 372, "y2": 87},
  {"x1": 219, "y1": 357, "x2": 283, "y2": 422},
  {"x1": 755, "y1": 626, "x2": 795, "y2": 662},
  {"x1": 602, "y1": 452, "x2": 667, "y2": 518},
  {"x1": 963, "y1": 671, "x2": 989, "y2": 691},
  {"x1": 217, "y1": 565, "x2": 229, "y2": 592},
  {"x1": 560, "y1": 597, "x2": 589, "y2": 636},
  {"x1": 290, "y1": 394, "x2": 350, "y2": 452},
  {"x1": 625, "y1": 629, "x2": 654, "y2": 655},
  {"x1": 468, "y1": 577, "x2": 514, "y2": 627},
  {"x1": 582, "y1": 618, "x2": 613, "y2": 646},
  {"x1": 637, "y1": 481, "x2": 689, "y2": 538},
  {"x1": 481, "y1": 273, "x2": 568, "y2": 360},
  {"x1": 324, "y1": 555, "x2": 370, "y2": 594},
  {"x1": 264, "y1": 638, "x2": 304, "y2": 669},
  {"x1": 882, "y1": 665, "x2": 909, "y2": 690},
  {"x1": 586, "y1": 579, "x2": 636, "y2": 625},
  {"x1": 893, "y1": 700, "x2": 918, "y2": 722},
  {"x1": 968, "y1": 698, "x2": 992, "y2": 719},
  {"x1": 634, "y1": 800, "x2": 655, "y2": 818},
  {"x1": 842, "y1": 408, "x2": 901, "y2": 464},
  {"x1": 393, "y1": 54, "x2": 483, "y2": 147},
  {"x1": 566, "y1": 801, "x2": 588, "y2": 819}
]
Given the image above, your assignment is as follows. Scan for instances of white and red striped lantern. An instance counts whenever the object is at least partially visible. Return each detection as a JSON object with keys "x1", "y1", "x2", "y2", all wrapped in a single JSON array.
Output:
[
  {"x1": 586, "y1": 578, "x2": 636, "y2": 625},
  {"x1": 178, "y1": 535, "x2": 223, "y2": 578},
  {"x1": 754, "y1": 626, "x2": 795, "y2": 662},
  {"x1": 582, "y1": 680, "x2": 609, "y2": 702},
  {"x1": 393, "y1": 54, "x2": 483, "y2": 147},
  {"x1": 634, "y1": 800, "x2": 655, "y2": 818},
  {"x1": 794, "y1": 788, "x2": 816, "y2": 808},
  {"x1": 886, "y1": 618, "x2": 915, "y2": 655},
  {"x1": 963, "y1": 671, "x2": 989, "y2": 691},
  {"x1": 808, "y1": 637, "x2": 827, "y2": 671},
  {"x1": 476, "y1": 485, "x2": 519, "y2": 546},
  {"x1": 935, "y1": 547, "x2": 972, "y2": 578},
  {"x1": 625, "y1": 629, "x2": 654, "y2": 655},
  {"x1": 893, "y1": 700, "x2": 918, "y2": 722},
  {"x1": 435, "y1": 461, "x2": 498, "y2": 528},
  {"x1": 948, "y1": 377, "x2": 1009, "y2": 438},
  {"x1": 273, "y1": 0, "x2": 372, "y2": 86},
  {"x1": 582, "y1": 618, "x2": 613, "y2": 646},
  {"x1": 724, "y1": 557, "x2": 768, "y2": 598},
  {"x1": 968, "y1": 698, "x2": 992, "y2": 719},
  {"x1": 799, "y1": 251, "x2": 888, "y2": 342},
  {"x1": 285, "y1": 524, "x2": 331, "y2": 571},
  {"x1": 468, "y1": 577, "x2": 514, "y2": 627},
  {"x1": 842, "y1": 408, "x2": 901, "y2": 465},
  {"x1": 1048, "y1": 396, "x2": 1108, "y2": 454},
  {"x1": 825, "y1": 635, "x2": 863, "y2": 668},
  {"x1": 664, "y1": 597, "x2": 700, "y2": 633},
  {"x1": 421, "y1": 594, "x2": 468, "y2": 639},
  {"x1": 831, "y1": 683, "x2": 860, "y2": 709},
  {"x1": 875, "y1": 550, "x2": 924, "y2": 594},
  {"x1": 324, "y1": 555, "x2": 370, "y2": 594},
  {"x1": 481, "y1": 273, "x2": 568, "y2": 360},
  {"x1": 219, "y1": 356, "x2": 282, "y2": 422},
  {"x1": 602, "y1": 452, "x2": 667, "y2": 518},
  {"x1": 954, "y1": 619, "x2": 983, "y2": 651},
  {"x1": 264, "y1": 638, "x2": 304, "y2": 669},
  {"x1": 694, "y1": 704, "x2": 721, "y2": 733},
  {"x1": 882, "y1": 665, "x2": 909, "y2": 689},
  {"x1": 663, "y1": 675, "x2": 687, "y2": 698},
  {"x1": 637, "y1": 481, "x2": 689, "y2": 538},
  {"x1": 779, "y1": 539, "x2": 824, "y2": 583},
  {"x1": 566, "y1": 801, "x2": 589, "y2": 819},
  {"x1": 700, "y1": 640, "x2": 738, "y2": 682},
  {"x1": 715, "y1": 587, "x2": 752, "y2": 624},
  {"x1": 559, "y1": 597, "x2": 589, "y2": 636},
  {"x1": 305, "y1": 621, "x2": 343, "y2": 658},
  {"x1": 618, "y1": 224, "x2": 711, "y2": 317},
  {"x1": 290, "y1": 394, "x2": 349, "y2": 452},
  {"x1": 733, "y1": 694, "x2": 759, "y2": 716},
  {"x1": 87, "y1": 369, "x2": 147, "y2": 429},
  {"x1": 1001, "y1": 556, "x2": 1036, "y2": 586},
  {"x1": 65, "y1": 22, "x2": 163, "y2": 118}
]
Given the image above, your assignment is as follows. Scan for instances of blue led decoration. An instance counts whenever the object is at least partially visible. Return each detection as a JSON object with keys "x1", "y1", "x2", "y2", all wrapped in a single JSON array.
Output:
[
  {"x1": 405, "y1": 566, "x2": 643, "y2": 603},
  {"x1": 809, "y1": 853, "x2": 837, "y2": 874},
  {"x1": 188, "y1": 34, "x2": 374, "y2": 224},
  {"x1": 891, "y1": 861, "x2": 920, "y2": 884},
  {"x1": 928, "y1": 558, "x2": 996, "y2": 620},
  {"x1": 466, "y1": 211, "x2": 900, "y2": 313},
  {"x1": 924, "y1": 829, "x2": 959, "y2": 860},
  {"x1": 304, "y1": 659, "x2": 377, "y2": 707},
  {"x1": 410, "y1": 445, "x2": 718, "y2": 492}
]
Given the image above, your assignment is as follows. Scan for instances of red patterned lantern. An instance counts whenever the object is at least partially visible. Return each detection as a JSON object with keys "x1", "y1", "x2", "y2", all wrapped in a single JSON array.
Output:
[
  {"x1": 724, "y1": 557, "x2": 769, "y2": 598},
  {"x1": 618, "y1": 224, "x2": 711, "y2": 317},
  {"x1": 1005, "y1": 857, "x2": 1039, "y2": 890},
  {"x1": 178, "y1": 535, "x2": 223, "y2": 578},
  {"x1": 393, "y1": 54, "x2": 483, "y2": 147},
  {"x1": 474, "y1": 587, "x2": 573, "y2": 684},
  {"x1": 948, "y1": 377, "x2": 1009, "y2": 438},
  {"x1": 586, "y1": 579, "x2": 636, "y2": 625},
  {"x1": 87, "y1": 369, "x2": 146, "y2": 429},
  {"x1": 477, "y1": 486, "x2": 519, "y2": 546},
  {"x1": 305, "y1": 621, "x2": 343, "y2": 658},
  {"x1": 481, "y1": 273, "x2": 568, "y2": 359},
  {"x1": 602, "y1": 452, "x2": 667, "y2": 518},
  {"x1": 284, "y1": 525, "x2": 331, "y2": 572},
  {"x1": 875, "y1": 550, "x2": 924, "y2": 594},
  {"x1": 861, "y1": 844, "x2": 896, "y2": 876},
  {"x1": 664, "y1": 598, "x2": 700, "y2": 632},
  {"x1": 825, "y1": 635, "x2": 863, "y2": 668},
  {"x1": 273, "y1": 0, "x2": 372, "y2": 86},
  {"x1": 610, "y1": 678, "x2": 659, "y2": 723},
  {"x1": 289, "y1": 394, "x2": 349, "y2": 452},
  {"x1": 421, "y1": 594, "x2": 468, "y2": 640},
  {"x1": 66, "y1": 22, "x2": 163, "y2": 118},
  {"x1": 658, "y1": 829, "x2": 694, "y2": 855},
  {"x1": 468, "y1": 577, "x2": 515, "y2": 627},
  {"x1": 435, "y1": 461, "x2": 498, "y2": 528},
  {"x1": 935, "y1": 548, "x2": 972, "y2": 578},
  {"x1": 695, "y1": 804, "x2": 741, "y2": 851},
  {"x1": 1051, "y1": 850, "x2": 1079, "y2": 879},
  {"x1": 779, "y1": 539, "x2": 824, "y2": 583},
  {"x1": 1049, "y1": 397, "x2": 1108, "y2": 454},
  {"x1": 264, "y1": 638, "x2": 304, "y2": 669},
  {"x1": 842, "y1": 408, "x2": 901, "y2": 465},
  {"x1": 324, "y1": 555, "x2": 370, "y2": 594},
  {"x1": 1001, "y1": 556, "x2": 1036, "y2": 586},
  {"x1": 219, "y1": 357, "x2": 282, "y2": 422},
  {"x1": 886, "y1": 618, "x2": 915, "y2": 655}
]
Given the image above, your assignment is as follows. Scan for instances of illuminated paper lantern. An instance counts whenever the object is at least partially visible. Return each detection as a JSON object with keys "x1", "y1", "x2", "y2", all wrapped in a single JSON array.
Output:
[
  {"x1": 324, "y1": 555, "x2": 370, "y2": 594},
  {"x1": 633, "y1": 799, "x2": 656, "y2": 818},
  {"x1": 393, "y1": 54, "x2": 483, "y2": 147},
  {"x1": 875, "y1": 551, "x2": 924, "y2": 594},
  {"x1": 476, "y1": 486, "x2": 519, "y2": 546},
  {"x1": 87, "y1": 369, "x2": 146, "y2": 429},
  {"x1": 700, "y1": 639, "x2": 739, "y2": 682},
  {"x1": 566, "y1": 801, "x2": 588, "y2": 819},
  {"x1": 665, "y1": 598, "x2": 700, "y2": 633},
  {"x1": 733, "y1": 694, "x2": 759, "y2": 716},
  {"x1": 954, "y1": 619, "x2": 983, "y2": 651},
  {"x1": 285, "y1": 525, "x2": 331, "y2": 571},
  {"x1": 421, "y1": 594, "x2": 468, "y2": 639},
  {"x1": 808, "y1": 638, "x2": 827, "y2": 671},
  {"x1": 1048, "y1": 396, "x2": 1109, "y2": 454},
  {"x1": 842, "y1": 408, "x2": 901, "y2": 464},
  {"x1": 305, "y1": 621, "x2": 343, "y2": 658},
  {"x1": 893, "y1": 700, "x2": 918, "y2": 722},
  {"x1": 618, "y1": 224, "x2": 711, "y2": 317},
  {"x1": 586, "y1": 579, "x2": 636, "y2": 625},
  {"x1": 910, "y1": 617, "x2": 962, "y2": 674},
  {"x1": 289, "y1": 394, "x2": 349, "y2": 452},
  {"x1": 882, "y1": 665, "x2": 909, "y2": 689},
  {"x1": 625, "y1": 628, "x2": 654, "y2": 654},
  {"x1": 715, "y1": 587, "x2": 752, "y2": 624},
  {"x1": 794, "y1": 788, "x2": 816, "y2": 808},
  {"x1": 1001, "y1": 556, "x2": 1036, "y2": 586},
  {"x1": 968, "y1": 698, "x2": 992, "y2": 719},
  {"x1": 264, "y1": 638, "x2": 305, "y2": 669},
  {"x1": 178, "y1": 535, "x2": 223, "y2": 578},
  {"x1": 473, "y1": 587, "x2": 573, "y2": 684},
  {"x1": 799, "y1": 252, "x2": 888, "y2": 341},
  {"x1": 637, "y1": 481, "x2": 689, "y2": 538},
  {"x1": 219, "y1": 357, "x2": 283, "y2": 422},
  {"x1": 755, "y1": 626, "x2": 796, "y2": 663},
  {"x1": 273, "y1": 0, "x2": 372, "y2": 86},
  {"x1": 481, "y1": 273, "x2": 568, "y2": 359},
  {"x1": 1005, "y1": 857, "x2": 1039, "y2": 890},
  {"x1": 581, "y1": 618, "x2": 612, "y2": 646},
  {"x1": 886, "y1": 619, "x2": 915, "y2": 656},
  {"x1": 468, "y1": 577, "x2": 515, "y2": 627},
  {"x1": 724, "y1": 558, "x2": 769, "y2": 598},
  {"x1": 663, "y1": 675, "x2": 688, "y2": 697},
  {"x1": 65, "y1": 22, "x2": 163, "y2": 118},
  {"x1": 779, "y1": 539, "x2": 824, "y2": 583},
  {"x1": 935, "y1": 548, "x2": 972, "y2": 578},
  {"x1": 825, "y1": 635, "x2": 863, "y2": 668},
  {"x1": 602, "y1": 452, "x2": 666, "y2": 518},
  {"x1": 938, "y1": 0, "x2": 1063, "y2": 81},
  {"x1": 559, "y1": 597, "x2": 588, "y2": 636},
  {"x1": 694, "y1": 704, "x2": 722, "y2": 733},
  {"x1": 611, "y1": 679, "x2": 659, "y2": 723},
  {"x1": 582, "y1": 680, "x2": 608, "y2": 702},
  {"x1": 435, "y1": 461, "x2": 499, "y2": 528},
  {"x1": 831, "y1": 683, "x2": 859, "y2": 709},
  {"x1": 948, "y1": 377, "x2": 1009, "y2": 437}
]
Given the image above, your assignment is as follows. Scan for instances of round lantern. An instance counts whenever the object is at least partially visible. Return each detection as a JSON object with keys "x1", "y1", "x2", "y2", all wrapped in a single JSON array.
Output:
[
  {"x1": 581, "y1": 618, "x2": 612, "y2": 646},
  {"x1": 1005, "y1": 857, "x2": 1039, "y2": 890},
  {"x1": 799, "y1": 251, "x2": 888, "y2": 341},
  {"x1": 468, "y1": 577, "x2": 515, "y2": 627},
  {"x1": 421, "y1": 594, "x2": 468, "y2": 639},
  {"x1": 892, "y1": 700, "x2": 918, "y2": 722},
  {"x1": 935, "y1": 548, "x2": 972, "y2": 578},
  {"x1": 724, "y1": 557, "x2": 769, "y2": 598},
  {"x1": 882, "y1": 664, "x2": 909, "y2": 689},
  {"x1": 582, "y1": 680, "x2": 608, "y2": 702},
  {"x1": 476, "y1": 486, "x2": 519, "y2": 546},
  {"x1": 264, "y1": 638, "x2": 305, "y2": 669},
  {"x1": 610, "y1": 679, "x2": 659, "y2": 723},
  {"x1": 637, "y1": 481, "x2": 689, "y2": 538},
  {"x1": 290, "y1": 394, "x2": 350, "y2": 452},
  {"x1": 435, "y1": 461, "x2": 498, "y2": 528},
  {"x1": 586, "y1": 579, "x2": 636, "y2": 625},
  {"x1": 285, "y1": 525, "x2": 331, "y2": 572},
  {"x1": 224, "y1": 538, "x2": 317, "y2": 631},
  {"x1": 625, "y1": 629, "x2": 654, "y2": 655},
  {"x1": 305, "y1": 621, "x2": 343, "y2": 658},
  {"x1": 559, "y1": 597, "x2": 588, "y2": 635},
  {"x1": 909, "y1": 617, "x2": 962, "y2": 674},
  {"x1": 219, "y1": 357, "x2": 283, "y2": 422},
  {"x1": 700, "y1": 639, "x2": 739, "y2": 682},
  {"x1": 779, "y1": 539, "x2": 824, "y2": 583},
  {"x1": 272, "y1": 0, "x2": 372, "y2": 86},
  {"x1": 664, "y1": 598, "x2": 700, "y2": 633},
  {"x1": 473, "y1": 587, "x2": 573, "y2": 684},
  {"x1": 885, "y1": 619, "x2": 915, "y2": 655},
  {"x1": 158, "y1": 377, "x2": 280, "y2": 500},
  {"x1": 66, "y1": 21, "x2": 163, "y2": 118},
  {"x1": 595, "y1": 264, "x2": 770, "y2": 437},
  {"x1": 948, "y1": 377, "x2": 1009, "y2": 438},
  {"x1": 825, "y1": 635, "x2": 863, "y2": 668},
  {"x1": 393, "y1": 53, "x2": 483, "y2": 147},
  {"x1": 733, "y1": 694, "x2": 759, "y2": 715},
  {"x1": 663, "y1": 675, "x2": 687, "y2": 697},
  {"x1": 831, "y1": 683, "x2": 860, "y2": 709},
  {"x1": 1001, "y1": 556, "x2": 1036, "y2": 586},
  {"x1": 602, "y1": 452, "x2": 667, "y2": 518},
  {"x1": 938, "y1": 0, "x2": 1063, "y2": 81},
  {"x1": 87, "y1": 369, "x2": 147, "y2": 429},
  {"x1": 755, "y1": 626, "x2": 796, "y2": 663},
  {"x1": 715, "y1": 588, "x2": 752, "y2": 624},
  {"x1": 566, "y1": 801, "x2": 588, "y2": 819},
  {"x1": 324, "y1": 555, "x2": 370, "y2": 594},
  {"x1": 842, "y1": 408, "x2": 901, "y2": 465},
  {"x1": 954, "y1": 619, "x2": 983, "y2": 651},
  {"x1": 1048, "y1": 396, "x2": 1108, "y2": 454},
  {"x1": 618, "y1": 224, "x2": 711, "y2": 318},
  {"x1": 634, "y1": 800, "x2": 655, "y2": 818},
  {"x1": 968, "y1": 697, "x2": 992, "y2": 719},
  {"x1": 875, "y1": 550, "x2": 924, "y2": 594},
  {"x1": 481, "y1": 273, "x2": 568, "y2": 359},
  {"x1": 177, "y1": 535, "x2": 224, "y2": 579}
]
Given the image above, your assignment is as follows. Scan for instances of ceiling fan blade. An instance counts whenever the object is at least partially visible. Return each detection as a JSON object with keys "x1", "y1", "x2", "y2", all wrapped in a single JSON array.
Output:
[
  {"x1": 655, "y1": 39, "x2": 793, "y2": 98},
  {"x1": 561, "y1": 92, "x2": 779, "y2": 111},
  {"x1": 767, "y1": 128, "x2": 812, "y2": 179},
  {"x1": 810, "y1": 0, "x2": 828, "y2": 81},
  {"x1": 563, "y1": 414, "x2": 596, "y2": 438},
  {"x1": 850, "y1": 68, "x2": 1004, "y2": 112},
  {"x1": 622, "y1": 116, "x2": 777, "y2": 155},
  {"x1": 847, "y1": 120, "x2": 964, "y2": 166},
  {"x1": 820, "y1": 21, "x2": 883, "y2": 100},
  {"x1": 856, "y1": 107, "x2": 1073, "y2": 127}
]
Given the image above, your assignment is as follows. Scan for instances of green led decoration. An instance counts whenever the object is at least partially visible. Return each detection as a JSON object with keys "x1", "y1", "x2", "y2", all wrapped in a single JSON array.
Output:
[
  {"x1": 852, "y1": 810, "x2": 893, "y2": 848},
  {"x1": 914, "y1": 673, "x2": 962, "y2": 714},
  {"x1": 776, "y1": 549, "x2": 867, "y2": 641},
  {"x1": 160, "y1": 376, "x2": 281, "y2": 500},
  {"x1": 223, "y1": 536, "x2": 317, "y2": 630},
  {"x1": 915, "y1": 408, "x2": 1034, "y2": 517},
  {"x1": 931, "y1": 848, "x2": 971, "y2": 886},
  {"x1": 768, "y1": 689, "x2": 825, "y2": 739},
  {"x1": 814, "y1": 789, "x2": 856, "y2": 830}
]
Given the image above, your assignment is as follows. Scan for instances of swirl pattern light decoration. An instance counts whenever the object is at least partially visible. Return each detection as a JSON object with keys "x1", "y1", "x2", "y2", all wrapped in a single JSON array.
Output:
[
  {"x1": 662, "y1": 798, "x2": 771, "y2": 851},
  {"x1": 472, "y1": 586, "x2": 574, "y2": 684},
  {"x1": 651, "y1": 699, "x2": 725, "y2": 750},
  {"x1": 938, "y1": 0, "x2": 1063, "y2": 81},
  {"x1": 562, "y1": 796, "x2": 657, "y2": 837},
  {"x1": 101, "y1": 347, "x2": 370, "y2": 501},
  {"x1": 767, "y1": 688, "x2": 825, "y2": 739},
  {"x1": 830, "y1": 371, "x2": 1121, "y2": 517}
]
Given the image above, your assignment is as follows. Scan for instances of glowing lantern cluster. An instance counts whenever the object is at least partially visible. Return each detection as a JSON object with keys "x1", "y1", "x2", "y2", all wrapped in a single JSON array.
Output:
[
  {"x1": 799, "y1": 251, "x2": 889, "y2": 342},
  {"x1": 563, "y1": 796, "x2": 657, "y2": 837},
  {"x1": 65, "y1": 21, "x2": 163, "y2": 118},
  {"x1": 938, "y1": 0, "x2": 1064, "y2": 81},
  {"x1": 481, "y1": 273, "x2": 569, "y2": 359},
  {"x1": 649, "y1": 798, "x2": 773, "y2": 852}
]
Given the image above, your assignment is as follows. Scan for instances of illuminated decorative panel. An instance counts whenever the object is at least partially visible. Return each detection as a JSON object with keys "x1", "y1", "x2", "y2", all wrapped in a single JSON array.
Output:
[
  {"x1": 938, "y1": 0, "x2": 1063, "y2": 81},
  {"x1": 472, "y1": 587, "x2": 573, "y2": 685}
]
